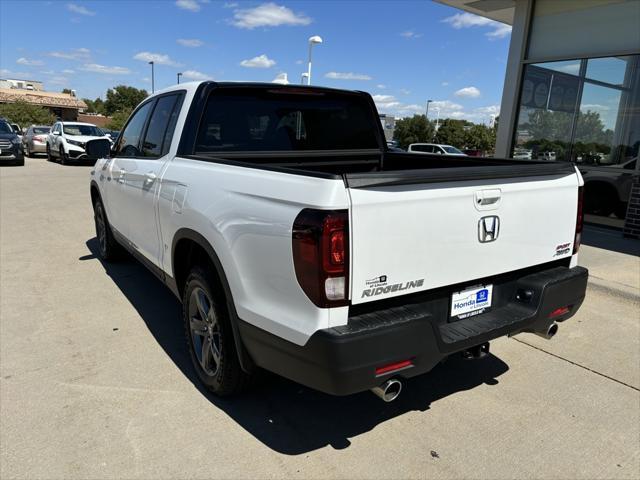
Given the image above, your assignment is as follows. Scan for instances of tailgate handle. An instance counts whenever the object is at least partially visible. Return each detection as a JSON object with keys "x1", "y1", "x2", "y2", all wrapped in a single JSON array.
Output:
[{"x1": 475, "y1": 189, "x2": 501, "y2": 208}]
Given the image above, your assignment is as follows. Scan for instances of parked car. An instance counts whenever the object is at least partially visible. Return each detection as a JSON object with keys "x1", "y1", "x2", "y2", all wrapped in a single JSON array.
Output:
[
  {"x1": 579, "y1": 156, "x2": 638, "y2": 218},
  {"x1": 0, "y1": 118, "x2": 25, "y2": 166},
  {"x1": 89, "y1": 82, "x2": 588, "y2": 401},
  {"x1": 46, "y1": 121, "x2": 109, "y2": 164},
  {"x1": 22, "y1": 125, "x2": 51, "y2": 157},
  {"x1": 513, "y1": 148, "x2": 533, "y2": 160},
  {"x1": 537, "y1": 151, "x2": 557, "y2": 161},
  {"x1": 408, "y1": 143, "x2": 467, "y2": 156}
]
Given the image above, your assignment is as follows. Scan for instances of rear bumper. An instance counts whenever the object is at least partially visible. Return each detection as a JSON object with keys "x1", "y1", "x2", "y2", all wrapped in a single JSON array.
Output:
[{"x1": 239, "y1": 264, "x2": 588, "y2": 396}]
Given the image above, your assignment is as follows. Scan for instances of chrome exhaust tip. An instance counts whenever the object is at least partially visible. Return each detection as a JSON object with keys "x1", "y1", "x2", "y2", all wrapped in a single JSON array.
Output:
[
  {"x1": 371, "y1": 378, "x2": 402, "y2": 402},
  {"x1": 535, "y1": 322, "x2": 558, "y2": 340}
]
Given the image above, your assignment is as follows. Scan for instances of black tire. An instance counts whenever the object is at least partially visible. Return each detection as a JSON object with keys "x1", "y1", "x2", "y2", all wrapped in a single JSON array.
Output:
[
  {"x1": 25, "y1": 144, "x2": 30, "y2": 157},
  {"x1": 46, "y1": 144, "x2": 52, "y2": 161},
  {"x1": 15, "y1": 157, "x2": 24, "y2": 166},
  {"x1": 183, "y1": 266, "x2": 252, "y2": 396},
  {"x1": 59, "y1": 146, "x2": 67, "y2": 165},
  {"x1": 93, "y1": 199, "x2": 121, "y2": 261}
]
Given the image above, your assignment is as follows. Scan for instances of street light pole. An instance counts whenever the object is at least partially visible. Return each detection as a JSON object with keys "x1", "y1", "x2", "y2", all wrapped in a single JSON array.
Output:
[
  {"x1": 426, "y1": 99, "x2": 433, "y2": 120},
  {"x1": 177, "y1": 72, "x2": 182, "y2": 84},
  {"x1": 149, "y1": 61, "x2": 155, "y2": 93},
  {"x1": 307, "y1": 35, "x2": 323, "y2": 85}
]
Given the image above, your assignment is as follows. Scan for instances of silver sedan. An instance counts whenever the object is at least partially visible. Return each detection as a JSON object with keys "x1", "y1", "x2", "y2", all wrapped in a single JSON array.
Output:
[{"x1": 22, "y1": 125, "x2": 51, "y2": 156}]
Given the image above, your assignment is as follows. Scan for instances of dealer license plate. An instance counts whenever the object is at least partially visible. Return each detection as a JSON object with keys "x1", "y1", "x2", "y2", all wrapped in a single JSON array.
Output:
[{"x1": 451, "y1": 285, "x2": 493, "y2": 318}]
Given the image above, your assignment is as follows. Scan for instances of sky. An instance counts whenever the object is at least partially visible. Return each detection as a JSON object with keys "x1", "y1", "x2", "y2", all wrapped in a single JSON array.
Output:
[{"x1": 0, "y1": 0, "x2": 512, "y2": 124}]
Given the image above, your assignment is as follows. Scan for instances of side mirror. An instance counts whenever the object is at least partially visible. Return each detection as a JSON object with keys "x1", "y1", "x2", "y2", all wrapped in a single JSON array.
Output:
[
  {"x1": 85, "y1": 138, "x2": 112, "y2": 159},
  {"x1": 53, "y1": 131, "x2": 61, "y2": 136}
]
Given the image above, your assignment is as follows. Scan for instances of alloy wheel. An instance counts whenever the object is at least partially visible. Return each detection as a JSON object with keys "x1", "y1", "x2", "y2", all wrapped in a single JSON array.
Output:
[{"x1": 188, "y1": 287, "x2": 222, "y2": 377}]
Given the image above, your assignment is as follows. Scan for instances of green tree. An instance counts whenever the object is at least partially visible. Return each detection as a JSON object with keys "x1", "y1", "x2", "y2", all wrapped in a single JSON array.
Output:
[
  {"x1": 104, "y1": 85, "x2": 148, "y2": 116},
  {"x1": 0, "y1": 101, "x2": 56, "y2": 127},
  {"x1": 463, "y1": 124, "x2": 496, "y2": 151},
  {"x1": 106, "y1": 109, "x2": 132, "y2": 131},
  {"x1": 83, "y1": 97, "x2": 105, "y2": 114},
  {"x1": 434, "y1": 119, "x2": 470, "y2": 147},
  {"x1": 393, "y1": 115, "x2": 435, "y2": 149},
  {"x1": 62, "y1": 88, "x2": 73, "y2": 94}
]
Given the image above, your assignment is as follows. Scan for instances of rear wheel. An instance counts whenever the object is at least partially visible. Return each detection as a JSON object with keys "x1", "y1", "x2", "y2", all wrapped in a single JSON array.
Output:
[
  {"x1": 93, "y1": 199, "x2": 121, "y2": 261},
  {"x1": 183, "y1": 266, "x2": 252, "y2": 396},
  {"x1": 46, "y1": 144, "x2": 52, "y2": 161},
  {"x1": 25, "y1": 144, "x2": 31, "y2": 157},
  {"x1": 59, "y1": 146, "x2": 67, "y2": 165}
]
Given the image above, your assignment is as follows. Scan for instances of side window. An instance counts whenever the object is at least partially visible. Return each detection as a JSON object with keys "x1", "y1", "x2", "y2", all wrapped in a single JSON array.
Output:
[
  {"x1": 141, "y1": 94, "x2": 180, "y2": 158},
  {"x1": 115, "y1": 101, "x2": 153, "y2": 157}
]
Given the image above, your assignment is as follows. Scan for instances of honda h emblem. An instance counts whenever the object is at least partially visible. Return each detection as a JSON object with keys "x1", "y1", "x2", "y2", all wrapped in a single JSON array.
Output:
[{"x1": 478, "y1": 216, "x2": 500, "y2": 243}]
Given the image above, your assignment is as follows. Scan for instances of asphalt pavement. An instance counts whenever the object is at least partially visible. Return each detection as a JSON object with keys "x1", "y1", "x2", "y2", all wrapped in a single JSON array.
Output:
[{"x1": 1, "y1": 157, "x2": 639, "y2": 479}]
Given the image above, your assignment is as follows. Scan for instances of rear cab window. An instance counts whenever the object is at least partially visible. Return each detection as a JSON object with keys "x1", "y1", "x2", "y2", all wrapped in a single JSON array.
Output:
[
  {"x1": 141, "y1": 93, "x2": 184, "y2": 158},
  {"x1": 193, "y1": 87, "x2": 380, "y2": 153}
]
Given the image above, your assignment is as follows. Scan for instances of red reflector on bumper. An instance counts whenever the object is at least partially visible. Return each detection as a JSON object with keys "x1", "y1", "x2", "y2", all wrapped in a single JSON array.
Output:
[
  {"x1": 375, "y1": 359, "x2": 413, "y2": 376},
  {"x1": 549, "y1": 306, "x2": 570, "y2": 318}
]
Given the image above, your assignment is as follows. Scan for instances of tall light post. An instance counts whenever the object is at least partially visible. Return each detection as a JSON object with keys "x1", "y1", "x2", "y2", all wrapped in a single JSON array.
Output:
[
  {"x1": 177, "y1": 72, "x2": 182, "y2": 84},
  {"x1": 149, "y1": 61, "x2": 155, "y2": 93},
  {"x1": 301, "y1": 72, "x2": 309, "y2": 85},
  {"x1": 306, "y1": 35, "x2": 323, "y2": 85},
  {"x1": 425, "y1": 99, "x2": 433, "y2": 120}
]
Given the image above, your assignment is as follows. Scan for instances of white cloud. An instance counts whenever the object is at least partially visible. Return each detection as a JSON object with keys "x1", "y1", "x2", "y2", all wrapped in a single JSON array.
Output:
[
  {"x1": 62, "y1": 69, "x2": 75, "y2": 74},
  {"x1": 240, "y1": 54, "x2": 276, "y2": 68},
  {"x1": 177, "y1": 38, "x2": 204, "y2": 47},
  {"x1": 454, "y1": 86, "x2": 481, "y2": 98},
  {"x1": 48, "y1": 48, "x2": 90, "y2": 61},
  {"x1": 295, "y1": 59, "x2": 303, "y2": 65},
  {"x1": 181, "y1": 69, "x2": 212, "y2": 81},
  {"x1": 376, "y1": 84, "x2": 386, "y2": 89},
  {"x1": 441, "y1": 81, "x2": 449, "y2": 87},
  {"x1": 231, "y1": 3, "x2": 311, "y2": 29},
  {"x1": 399, "y1": 88, "x2": 411, "y2": 95},
  {"x1": 48, "y1": 76, "x2": 70, "y2": 85},
  {"x1": 400, "y1": 30, "x2": 423, "y2": 39},
  {"x1": 16, "y1": 57, "x2": 44, "y2": 66},
  {"x1": 223, "y1": 2, "x2": 238, "y2": 8},
  {"x1": 66, "y1": 3, "x2": 95, "y2": 16},
  {"x1": 80, "y1": 63, "x2": 131, "y2": 75},
  {"x1": 442, "y1": 12, "x2": 511, "y2": 39},
  {"x1": 133, "y1": 52, "x2": 182, "y2": 67},
  {"x1": 325, "y1": 71, "x2": 372, "y2": 81},
  {"x1": 175, "y1": 0, "x2": 201, "y2": 12}
]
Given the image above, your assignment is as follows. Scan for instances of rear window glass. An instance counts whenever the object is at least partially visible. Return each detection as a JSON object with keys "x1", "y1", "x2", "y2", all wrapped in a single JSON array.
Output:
[
  {"x1": 34, "y1": 127, "x2": 50, "y2": 134},
  {"x1": 195, "y1": 88, "x2": 379, "y2": 152}
]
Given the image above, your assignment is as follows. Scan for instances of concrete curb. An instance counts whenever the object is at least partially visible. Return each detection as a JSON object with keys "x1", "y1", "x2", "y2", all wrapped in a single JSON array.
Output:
[{"x1": 587, "y1": 275, "x2": 640, "y2": 302}]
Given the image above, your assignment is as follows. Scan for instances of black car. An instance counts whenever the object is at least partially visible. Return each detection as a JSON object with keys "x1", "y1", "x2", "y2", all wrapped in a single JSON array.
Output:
[{"x1": 0, "y1": 118, "x2": 24, "y2": 166}]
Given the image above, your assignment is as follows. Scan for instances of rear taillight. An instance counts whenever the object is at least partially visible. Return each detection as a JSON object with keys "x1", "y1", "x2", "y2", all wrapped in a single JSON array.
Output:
[
  {"x1": 292, "y1": 209, "x2": 349, "y2": 307},
  {"x1": 573, "y1": 186, "x2": 584, "y2": 254},
  {"x1": 34, "y1": 135, "x2": 44, "y2": 141}
]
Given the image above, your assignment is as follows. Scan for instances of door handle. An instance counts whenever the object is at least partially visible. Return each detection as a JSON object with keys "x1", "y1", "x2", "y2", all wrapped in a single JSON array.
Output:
[
  {"x1": 144, "y1": 172, "x2": 157, "y2": 184},
  {"x1": 116, "y1": 169, "x2": 126, "y2": 184}
]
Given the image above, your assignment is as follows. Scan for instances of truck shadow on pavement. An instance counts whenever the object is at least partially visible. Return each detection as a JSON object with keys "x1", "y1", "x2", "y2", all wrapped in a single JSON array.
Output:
[{"x1": 85, "y1": 237, "x2": 509, "y2": 455}]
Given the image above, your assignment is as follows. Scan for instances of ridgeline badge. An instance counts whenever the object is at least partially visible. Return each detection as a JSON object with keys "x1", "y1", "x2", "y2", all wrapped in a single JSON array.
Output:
[{"x1": 361, "y1": 275, "x2": 425, "y2": 298}]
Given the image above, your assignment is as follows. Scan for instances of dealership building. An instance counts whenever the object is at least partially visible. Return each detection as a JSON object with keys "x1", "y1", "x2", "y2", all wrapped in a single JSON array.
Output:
[{"x1": 438, "y1": 0, "x2": 640, "y2": 237}]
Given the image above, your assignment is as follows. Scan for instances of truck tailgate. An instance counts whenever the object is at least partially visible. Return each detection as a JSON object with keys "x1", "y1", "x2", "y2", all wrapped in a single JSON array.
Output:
[{"x1": 347, "y1": 170, "x2": 580, "y2": 305}]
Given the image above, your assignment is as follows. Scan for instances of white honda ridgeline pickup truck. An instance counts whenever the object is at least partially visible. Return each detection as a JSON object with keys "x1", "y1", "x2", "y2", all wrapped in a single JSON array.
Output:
[{"x1": 87, "y1": 82, "x2": 588, "y2": 402}]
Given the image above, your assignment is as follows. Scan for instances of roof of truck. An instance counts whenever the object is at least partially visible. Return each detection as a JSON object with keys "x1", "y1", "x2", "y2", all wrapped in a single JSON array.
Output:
[{"x1": 150, "y1": 80, "x2": 367, "y2": 99}]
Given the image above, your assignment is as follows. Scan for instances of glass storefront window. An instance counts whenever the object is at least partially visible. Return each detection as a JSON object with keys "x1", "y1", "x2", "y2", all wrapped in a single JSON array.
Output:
[{"x1": 513, "y1": 55, "x2": 639, "y2": 228}]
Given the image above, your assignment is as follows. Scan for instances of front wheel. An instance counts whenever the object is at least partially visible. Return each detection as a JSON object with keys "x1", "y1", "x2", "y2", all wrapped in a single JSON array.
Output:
[
  {"x1": 183, "y1": 266, "x2": 252, "y2": 396},
  {"x1": 59, "y1": 146, "x2": 67, "y2": 165},
  {"x1": 93, "y1": 200, "x2": 121, "y2": 261},
  {"x1": 46, "y1": 144, "x2": 52, "y2": 161}
]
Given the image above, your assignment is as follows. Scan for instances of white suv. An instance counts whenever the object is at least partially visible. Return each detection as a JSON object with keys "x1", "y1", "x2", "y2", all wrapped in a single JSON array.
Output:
[
  {"x1": 47, "y1": 121, "x2": 109, "y2": 164},
  {"x1": 408, "y1": 143, "x2": 467, "y2": 156}
]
